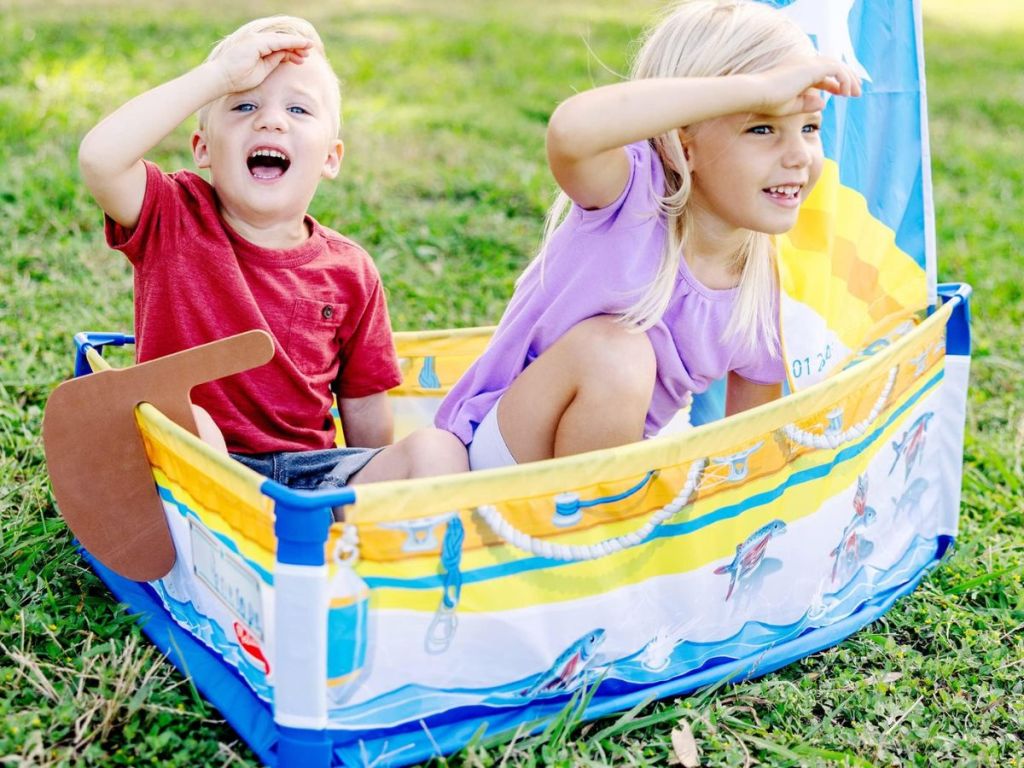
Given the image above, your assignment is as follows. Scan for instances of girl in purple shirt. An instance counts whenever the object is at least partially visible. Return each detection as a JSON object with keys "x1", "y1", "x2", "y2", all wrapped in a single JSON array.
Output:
[{"x1": 436, "y1": 0, "x2": 861, "y2": 470}]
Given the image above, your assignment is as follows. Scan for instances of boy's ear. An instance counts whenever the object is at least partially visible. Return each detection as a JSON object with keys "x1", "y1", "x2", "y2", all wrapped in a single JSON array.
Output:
[
  {"x1": 321, "y1": 138, "x2": 344, "y2": 180},
  {"x1": 191, "y1": 130, "x2": 211, "y2": 169}
]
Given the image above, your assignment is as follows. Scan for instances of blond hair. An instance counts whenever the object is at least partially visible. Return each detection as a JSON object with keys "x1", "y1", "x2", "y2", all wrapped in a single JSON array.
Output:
[
  {"x1": 536, "y1": 0, "x2": 813, "y2": 355},
  {"x1": 197, "y1": 16, "x2": 341, "y2": 136}
]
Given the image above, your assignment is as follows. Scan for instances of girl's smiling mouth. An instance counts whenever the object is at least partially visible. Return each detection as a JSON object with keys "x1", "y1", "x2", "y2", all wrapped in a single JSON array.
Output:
[{"x1": 763, "y1": 184, "x2": 802, "y2": 207}]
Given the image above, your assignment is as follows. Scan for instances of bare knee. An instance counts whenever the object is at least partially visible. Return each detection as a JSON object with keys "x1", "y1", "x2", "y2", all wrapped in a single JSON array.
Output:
[
  {"x1": 352, "y1": 428, "x2": 467, "y2": 485},
  {"x1": 407, "y1": 428, "x2": 469, "y2": 476},
  {"x1": 563, "y1": 316, "x2": 655, "y2": 399}
]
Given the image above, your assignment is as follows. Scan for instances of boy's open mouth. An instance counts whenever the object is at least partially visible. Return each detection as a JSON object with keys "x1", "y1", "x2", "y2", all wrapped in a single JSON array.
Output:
[{"x1": 247, "y1": 148, "x2": 291, "y2": 180}]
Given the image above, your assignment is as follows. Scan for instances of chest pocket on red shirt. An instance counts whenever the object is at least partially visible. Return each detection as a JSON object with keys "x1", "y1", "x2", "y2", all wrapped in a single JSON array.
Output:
[{"x1": 285, "y1": 298, "x2": 344, "y2": 377}]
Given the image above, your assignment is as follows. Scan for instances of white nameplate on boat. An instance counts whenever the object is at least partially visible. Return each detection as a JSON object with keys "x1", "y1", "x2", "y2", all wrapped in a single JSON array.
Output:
[{"x1": 189, "y1": 521, "x2": 264, "y2": 639}]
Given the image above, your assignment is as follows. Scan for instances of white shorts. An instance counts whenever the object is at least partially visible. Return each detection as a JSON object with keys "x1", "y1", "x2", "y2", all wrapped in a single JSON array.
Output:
[{"x1": 468, "y1": 398, "x2": 517, "y2": 471}]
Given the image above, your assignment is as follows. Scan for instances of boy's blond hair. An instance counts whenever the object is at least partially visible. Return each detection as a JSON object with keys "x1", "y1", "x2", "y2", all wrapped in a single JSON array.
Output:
[{"x1": 197, "y1": 15, "x2": 342, "y2": 136}]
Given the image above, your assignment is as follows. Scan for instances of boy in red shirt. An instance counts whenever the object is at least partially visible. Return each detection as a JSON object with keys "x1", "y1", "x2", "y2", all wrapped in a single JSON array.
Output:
[{"x1": 79, "y1": 16, "x2": 467, "y2": 488}]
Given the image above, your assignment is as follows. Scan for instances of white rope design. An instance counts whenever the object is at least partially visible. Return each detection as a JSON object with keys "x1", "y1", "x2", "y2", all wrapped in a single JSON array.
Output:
[
  {"x1": 783, "y1": 365, "x2": 899, "y2": 450},
  {"x1": 475, "y1": 459, "x2": 706, "y2": 562}
]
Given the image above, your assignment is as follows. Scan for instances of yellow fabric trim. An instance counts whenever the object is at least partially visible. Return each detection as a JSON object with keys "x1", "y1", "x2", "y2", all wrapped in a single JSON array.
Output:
[
  {"x1": 358, "y1": 350, "x2": 942, "y2": 581},
  {"x1": 343, "y1": 303, "x2": 951, "y2": 537},
  {"x1": 392, "y1": 326, "x2": 495, "y2": 396},
  {"x1": 150, "y1": 466, "x2": 276, "y2": 575},
  {"x1": 136, "y1": 406, "x2": 276, "y2": 556},
  {"x1": 85, "y1": 347, "x2": 112, "y2": 372},
  {"x1": 355, "y1": 352, "x2": 945, "y2": 610}
]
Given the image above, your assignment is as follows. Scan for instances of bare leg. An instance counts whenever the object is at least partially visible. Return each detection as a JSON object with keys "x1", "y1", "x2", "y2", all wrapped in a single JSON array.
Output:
[
  {"x1": 350, "y1": 427, "x2": 469, "y2": 484},
  {"x1": 190, "y1": 403, "x2": 228, "y2": 453},
  {"x1": 496, "y1": 315, "x2": 656, "y2": 463}
]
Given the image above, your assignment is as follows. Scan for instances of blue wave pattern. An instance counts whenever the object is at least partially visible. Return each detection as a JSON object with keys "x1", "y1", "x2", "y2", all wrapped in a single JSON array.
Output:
[
  {"x1": 150, "y1": 581, "x2": 274, "y2": 703},
  {"x1": 328, "y1": 533, "x2": 941, "y2": 728}
]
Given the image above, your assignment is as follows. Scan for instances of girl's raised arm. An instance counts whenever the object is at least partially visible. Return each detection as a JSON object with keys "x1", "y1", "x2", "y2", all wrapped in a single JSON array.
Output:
[{"x1": 546, "y1": 56, "x2": 860, "y2": 210}]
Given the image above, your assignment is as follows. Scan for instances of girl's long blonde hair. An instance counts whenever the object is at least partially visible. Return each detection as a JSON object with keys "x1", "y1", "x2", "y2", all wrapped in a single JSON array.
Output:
[{"x1": 533, "y1": 0, "x2": 814, "y2": 356}]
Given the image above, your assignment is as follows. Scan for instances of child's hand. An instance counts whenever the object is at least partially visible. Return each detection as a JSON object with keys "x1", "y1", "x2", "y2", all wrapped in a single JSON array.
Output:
[
  {"x1": 751, "y1": 56, "x2": 862, "y2": 116},
  {"x1": 212, "y1": 32, "x2": 314, "y2": 94}
]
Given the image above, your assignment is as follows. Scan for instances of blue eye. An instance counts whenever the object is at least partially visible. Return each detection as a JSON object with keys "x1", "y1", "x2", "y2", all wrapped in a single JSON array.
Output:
[
  {"x1": 288, "y1": 106, "x2": 310, "y2": 115},
  {"x1": 233, "y1": 103, "x2": 256, "y2": 113},
  {"x1": 748, "y1": 125, "x2": 772, "y2": 135},
  {"x1": 802, "y1": 123, "x2": 821, "y2": 134}
]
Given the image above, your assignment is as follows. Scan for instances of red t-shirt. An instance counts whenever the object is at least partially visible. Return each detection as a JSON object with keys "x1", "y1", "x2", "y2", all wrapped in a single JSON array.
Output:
[{"x1": 106, "y1": 161, "x2": 402, "y2": 453}]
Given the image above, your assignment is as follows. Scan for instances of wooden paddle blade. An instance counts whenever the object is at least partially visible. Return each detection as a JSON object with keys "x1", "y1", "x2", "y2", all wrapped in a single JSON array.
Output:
[{"x1": 43, "y1": 330, "x2": 275, "y2": 581}]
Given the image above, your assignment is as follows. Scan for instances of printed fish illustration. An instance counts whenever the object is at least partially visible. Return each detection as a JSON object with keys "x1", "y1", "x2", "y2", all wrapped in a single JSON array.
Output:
[
  {"x1": 524, "y1": 629, "x2": 605, "y2": 698},
  {"x1": 888, "y1": 412, "x2": 935, "y2": 480},
  {"x1": 714, "y1": 519, "x2": 787, "y2": 601},
  {"x1": 853, "y1": 473, "x2": 870, "y2": 517},
  {"x1": 234, "y1": 621, "x2": 270, "y2": 675},
  {"x1": 830, "y1": 507, "x2": 877, "y2": 581},
  {"x1": 892, "y1": 477, "x2": 929, "y2": 517}
]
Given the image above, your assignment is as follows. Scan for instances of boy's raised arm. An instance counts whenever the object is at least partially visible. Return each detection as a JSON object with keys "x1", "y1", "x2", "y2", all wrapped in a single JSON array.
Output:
[
  {"x1": 78, "y1": 33, "x2": 314, "y2": 229},
  {"x1": 79, "y1": 63, "x2": 229, "y2": 229}
]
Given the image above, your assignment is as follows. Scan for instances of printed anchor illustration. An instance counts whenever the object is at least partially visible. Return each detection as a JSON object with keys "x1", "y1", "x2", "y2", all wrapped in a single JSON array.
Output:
[
  {"x1": 714, "y1": 519, "x2": 787, "y2": 601},
  {"x1": 889, "y1": 411, "x2": 934, "y2": 481},
  {"x1": 830, "y1": 473, "x2": 877, "y2": 582},
  {"x1": 521, "y1": 629, "x2": 606, "y2": 698}
]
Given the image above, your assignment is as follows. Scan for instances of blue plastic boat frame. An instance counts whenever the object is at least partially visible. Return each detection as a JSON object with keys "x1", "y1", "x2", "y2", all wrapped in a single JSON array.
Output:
[{"x1": 76, "y1": 283, "x2": 971, "y2": 767}]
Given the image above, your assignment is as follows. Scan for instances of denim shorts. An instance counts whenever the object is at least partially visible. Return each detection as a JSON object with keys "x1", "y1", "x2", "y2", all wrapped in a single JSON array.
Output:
[{"x1": 231, "y1": 446, "x2": 384, "y2": 490}]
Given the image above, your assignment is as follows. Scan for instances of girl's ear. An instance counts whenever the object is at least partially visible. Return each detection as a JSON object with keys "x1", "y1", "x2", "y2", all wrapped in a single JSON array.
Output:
[
  {"x1": 191, "y1": 131, "x2": 211, "y2": 169},
  {"x1": 321, "y1": 138, "x2": 344, "y2": 180},
  {"x1": 678, "y1": 128, "x2": 693, "y2": 164},
  {"x1": 661, "y1": 129, "x2": 692, "y2": 175}
]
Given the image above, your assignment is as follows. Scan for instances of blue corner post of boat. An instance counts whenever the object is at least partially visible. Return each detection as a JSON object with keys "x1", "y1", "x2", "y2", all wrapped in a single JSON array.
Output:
[
  {"x1": 263, "y1": 481, "x2": 356, "y2": 767},
  {"x1": 938, "y1": 283, "x2": 972, "y2": 357},
  {"x1": 72, "y1": 331, "x2": 135, "y2": 378},
  {"x1": 275, "y1": 725, "x2": 333, "y2": 768}
]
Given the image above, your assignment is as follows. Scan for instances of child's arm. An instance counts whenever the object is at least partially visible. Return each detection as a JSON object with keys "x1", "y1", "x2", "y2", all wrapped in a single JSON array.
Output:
[
  {"x1": 78, "y1": 33, "x2": 314, "y2": 228},
  {"x1": 724, "y1": 371, "x2": 781, "y2": 417},
  {"x1": 546, "y1": 56, "x2": 861, "y2": 210},
  {"x1": 339, "y1": 393, "x2": 395, "y2": 448}
]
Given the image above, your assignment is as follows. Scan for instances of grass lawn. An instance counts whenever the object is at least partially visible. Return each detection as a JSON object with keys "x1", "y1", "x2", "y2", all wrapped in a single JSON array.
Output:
[{"x1": 1, "y1": 0, "x2": 1022, "y2": 765}]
